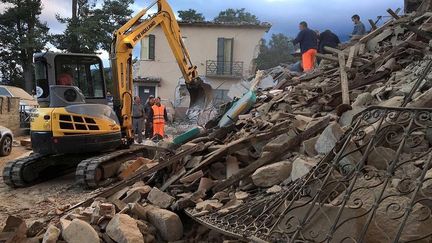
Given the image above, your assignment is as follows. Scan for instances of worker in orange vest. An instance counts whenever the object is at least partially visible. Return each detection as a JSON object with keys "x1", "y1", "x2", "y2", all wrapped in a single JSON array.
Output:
[
  {"x1": 151, "y1": 97, "x2": 168, "y2": 139},
  {"x1": 293, "y1": 21, "x2": 318, "y2": 72}
]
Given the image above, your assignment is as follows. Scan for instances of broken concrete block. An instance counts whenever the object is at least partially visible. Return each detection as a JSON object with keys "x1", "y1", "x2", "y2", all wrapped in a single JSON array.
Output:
[
  {"x1": 128, "y1": 185, "x2": 152, "y2": 197},
  {"x1": 122, "y1": 190, "x2": 142, "y2": 204},
  {"x1": 198, "y1": 177, "x2": 215, "y2": 192},
  {"x1": 196, "y1": 200, "x2": 223, "y2": 211},
  {"x1": 118, "y1": 157, "x2": 152, "y2": 180},
  {"x1": 106, "y1": 214, "x2": 144, "y2": 243},
  {"x1": 315, "y1": 122, "x2": 344, "y2": 154},
  {"x1": 129, "y1": 202, "x2": 149, "y2": 220},
  {"x1": 62, "y1": 219, "x2": 99, "y2": 243},
  {"x1": 147, "y1": 187, "x2": 175, "y2": 209},
  {"x1": 218, "y1": 198, "x2": 243, "y2": 214},
  {"x1": 291, "y1": 157, "x2": 317, "y2": 181},
  {"x1": 27, "y1": 221, "x2": 44, "y2": 238},
  {"x1": 1, "y1": 216, "x2": 27, "y2": 243},
  {"x1": 266, "y1": 185, "x2": 282, "y2": 193},
  {"x1": 367, "y1": 147, "x2": 395, "y2": 170},
  {"x1": 212, "y1": 191, "x2": 230, "y2": 202},
  {"x1": 251, "y1": 161, "x2": 292, "y2": 187},
  {"x1": 91, "y1": 202, "x2": 116, "y2": 224},
  {"x1": 302, "y1": 135, "x2": 319, "y2": 157},
  {"x1": 146, "y1": 205, "x2": 183, "y2": 241},
  {"x1": 235, "y1": 191, "x2": 249, "y2": 200},
  {"x1": 42, "y1": 225, "x2": 60, "y2": 243},
  {"x1": 136, "y1": 220, "x2": 156, "y2": 243},
  {"x1": 339, "y1": 107, "x2": 365, "y2": 127},
  {"x1": 179, "y1": 170, "x2": 204, "y2": 184},
  {"x1": 59, "y1": 218, "x2": 71, "y2": 231},
  {"x1": 109, "y1": 198, "x2": 127, "y2": 212},
  {"x1": 379, "y1": 96, "x2": 404, "y2": 107},
  {"x1": 263, "y1": 133, "x2": 292, "y2": 152},
  {"x1": 226, "y1": 155, "x2": 240, "y2": 178},
  {"x1": 352, "y1": 92, "x2": 373, "y2": 107}
]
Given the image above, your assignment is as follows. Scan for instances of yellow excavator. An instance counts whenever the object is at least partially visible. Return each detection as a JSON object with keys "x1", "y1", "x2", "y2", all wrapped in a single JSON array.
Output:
[{"x1": 2, "y1": 0, "x2": 212, "y2": 188}]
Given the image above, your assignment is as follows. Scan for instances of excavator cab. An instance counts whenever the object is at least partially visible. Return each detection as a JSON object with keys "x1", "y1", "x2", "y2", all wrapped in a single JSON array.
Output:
[
  {"x1": 34, "y1": 52, "x2": 108, "y2": 107},
  {"x1": 31, "y1": 52, "x2": 122, "y2": 155}
]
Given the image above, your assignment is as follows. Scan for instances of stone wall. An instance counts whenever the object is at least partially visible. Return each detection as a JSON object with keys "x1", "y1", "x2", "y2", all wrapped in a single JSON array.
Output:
[{"x1": 0, "y1": 96, "x2": 20, "y2": 134}]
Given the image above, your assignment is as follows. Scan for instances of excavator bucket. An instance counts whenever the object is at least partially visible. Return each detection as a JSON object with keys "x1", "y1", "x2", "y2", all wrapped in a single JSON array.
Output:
[{"x1": 186, "y1": 78, "x2": 214, "y2": 123}]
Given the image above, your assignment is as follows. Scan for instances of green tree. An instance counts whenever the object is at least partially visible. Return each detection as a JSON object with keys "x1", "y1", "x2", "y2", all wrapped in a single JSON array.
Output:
[
  {"x1": 178, "y1": 9, "x2": 205, "y2": 22},
  {"x1": 255, "y1": 34, "x2": 297, "y2": 70},
  {"x1": 0, "y1": 0, "x2": 49, "y2": 91},
  {"x1": 51, "y1": 0, "x2": 134, "y2": 53},
  {"x1": 214, "y1": 8, "x2": 260, "y2": 24}
]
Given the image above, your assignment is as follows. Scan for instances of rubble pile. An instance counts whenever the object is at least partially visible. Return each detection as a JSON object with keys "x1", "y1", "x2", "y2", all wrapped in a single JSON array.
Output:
[
  {"x1": 2, "y1": 9, "x2": 432, "y2": 243},
  {"x1": 0, "y1": 180, "x2": 237, "y2": 242}
]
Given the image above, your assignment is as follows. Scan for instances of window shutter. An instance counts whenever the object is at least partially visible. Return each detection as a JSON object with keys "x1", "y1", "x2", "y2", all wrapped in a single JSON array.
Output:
[
  {"x1": 149, "y1": 35, "x2": 155, "y2": 60},
  {"x1": 217, "y1": 38, "x2": 225, "y2": 74}
]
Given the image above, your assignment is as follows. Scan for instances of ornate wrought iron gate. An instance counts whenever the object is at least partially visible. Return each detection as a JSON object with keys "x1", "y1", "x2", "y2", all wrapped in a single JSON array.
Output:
[{"x1": 187, "y1": 106, "x2": 432, "y2": 242}]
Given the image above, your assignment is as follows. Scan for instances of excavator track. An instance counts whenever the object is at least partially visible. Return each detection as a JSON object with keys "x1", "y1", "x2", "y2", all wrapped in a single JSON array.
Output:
[
  {"x1": 3, "y1": 145, "x2": 160, "y2": 189},
  {"x1": 2, "y1": 153, "x2": 83, "y2": 188},
  {"x1": 75, "y1": 145, "x2": 150, "y2": 189}
]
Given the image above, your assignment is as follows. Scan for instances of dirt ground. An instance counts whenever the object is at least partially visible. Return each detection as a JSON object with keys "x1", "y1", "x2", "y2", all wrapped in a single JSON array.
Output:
[{"x1": 0, "y1": 137, "x2": 100, "y2": 229}]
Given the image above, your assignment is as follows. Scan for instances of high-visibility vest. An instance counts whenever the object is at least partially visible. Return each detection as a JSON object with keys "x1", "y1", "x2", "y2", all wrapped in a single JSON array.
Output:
[{"x1": 152, "y1": 104, "x2": 165, "y2": 124}]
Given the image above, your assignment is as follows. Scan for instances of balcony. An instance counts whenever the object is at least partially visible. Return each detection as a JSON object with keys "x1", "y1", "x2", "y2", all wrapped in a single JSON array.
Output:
[{"x1": 206, "y1": 60, "x2": 244, "y2": 78}]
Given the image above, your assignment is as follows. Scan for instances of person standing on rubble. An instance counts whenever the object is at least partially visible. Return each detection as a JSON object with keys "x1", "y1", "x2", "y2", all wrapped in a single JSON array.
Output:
[
  {"x1": 351, "y1": 14, "x2": 366, "y2": 36},
  {"x1": 144, "y1": 95, "x2": 155, "y2": 139},
  {"x1": 132, "y1": 96, "x2": 145, "y2": 144},
  {"x1": 293, "y1": 21, "x2": 318, "y2": 72},
  {"x1": 318, "y1": 29, "x2": 341, "y2": 54},
  {"x1": 151, "y1": 97, "x2": 168, "y2": 139}
]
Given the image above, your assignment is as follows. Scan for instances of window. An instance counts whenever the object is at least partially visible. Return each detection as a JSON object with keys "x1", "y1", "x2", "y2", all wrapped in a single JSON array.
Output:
[
  {"x1": 34, "y1": 61, "x2": 49, "y2": 98},
  {"x1": 141, "y1": 34, "x2": 155, "y2": 60},
  {"x1": 55, "y1": 55, "x2": 105, "y2": 99},
  {"x1": 217, "y1": 38, "x2": 234, "y2": 75}
]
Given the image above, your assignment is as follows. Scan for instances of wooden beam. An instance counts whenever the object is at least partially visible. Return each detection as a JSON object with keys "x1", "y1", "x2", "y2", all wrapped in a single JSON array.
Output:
[
  {"x1": 324, "y1": 46, "x2": 343, "y2": 55},
  {"x1": 345, "y1": 45, "x2": 358, "y2": 68},
  {"x1": 403, "y1": 24, "x2": 432, "y2": 40},
  {"x1": 359, "y1": 19, "x2": 394, "y2": 43},
  {"x1": 386, "y1": 8, "x2": 400, "y2": 19},
  {"x1": 338, "y1": 52, "x2": 350, "y2": 105},
  {"x1": 358, "y1": 43, "x2": 366, "y2": 55},
  {"x1": 211, "y1": 117, "x2": 330, "y2": 193},
  {"x1": 316, "y1": 53, "x2": 338, "y2": 62},
  {"x1": 368, "y1": 19, "x2": 377, "y2": 30}
]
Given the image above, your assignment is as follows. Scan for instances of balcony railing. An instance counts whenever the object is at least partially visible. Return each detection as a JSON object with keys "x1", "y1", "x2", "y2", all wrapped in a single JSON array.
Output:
[{"x1": 206, "y1": 60, "x2": 244, "y2": 78}]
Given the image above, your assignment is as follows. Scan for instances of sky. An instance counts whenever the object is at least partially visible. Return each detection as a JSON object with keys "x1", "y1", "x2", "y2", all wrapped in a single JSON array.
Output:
[{"x1": 2, "y1": 0, "x2": 405, "y2": 62}]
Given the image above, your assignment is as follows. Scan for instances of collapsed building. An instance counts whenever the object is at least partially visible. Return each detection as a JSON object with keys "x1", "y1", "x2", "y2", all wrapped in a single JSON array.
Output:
[{"x1": 2, "y1": 3, "x2": 432, "y2": 243}]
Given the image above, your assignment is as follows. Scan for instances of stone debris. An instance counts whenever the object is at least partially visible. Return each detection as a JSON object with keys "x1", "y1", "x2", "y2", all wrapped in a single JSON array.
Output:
[
  {"x1": 146, "y1": 187, "x2": 175, "y2": 209},
  {"x1": 4, "y1": 4, "x2": 432, "y2": 243},
  {"x1": 251, "y1": 161, "x2": 292, "y2": 187},
  {"x1": 145, "y1": 205, "x2": 183, "y2": 241},
  {"x1": 42, "y1": 225, "x2": 60, "y2": 243},
  {"x1": 106, "y1": 214, "x2": 144, "y2": 243}
]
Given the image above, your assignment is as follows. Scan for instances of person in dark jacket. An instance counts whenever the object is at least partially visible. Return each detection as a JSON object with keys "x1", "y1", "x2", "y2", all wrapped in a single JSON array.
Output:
[
  {"x1": 144, "y1": 95, "x2": 155, "y2": 139},
  {"x1": 132, "y1": 96, "x2": 145, "y2": 143},
  {"x1": 293, "y1": 21, "x2": 318, "y2": 72},
  {"x1": 318, "y1": 30, "x2": 341, "y2": 54}
]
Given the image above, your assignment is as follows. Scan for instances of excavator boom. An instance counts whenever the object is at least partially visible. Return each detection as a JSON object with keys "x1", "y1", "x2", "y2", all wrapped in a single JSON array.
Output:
[{"x1": 110, "y1": 0, "x2": 212, "y2": 142}]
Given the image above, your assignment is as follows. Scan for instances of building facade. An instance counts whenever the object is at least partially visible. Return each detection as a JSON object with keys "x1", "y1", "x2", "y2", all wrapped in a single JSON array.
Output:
[{"x1": 133, "y1": 22, "x2": 271, "y2": 115}]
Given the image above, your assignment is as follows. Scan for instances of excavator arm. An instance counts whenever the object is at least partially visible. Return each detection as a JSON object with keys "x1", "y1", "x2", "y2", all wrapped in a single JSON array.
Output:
[{"x1": 110, "y1": 0, "x2": 211, "y2": 143}]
